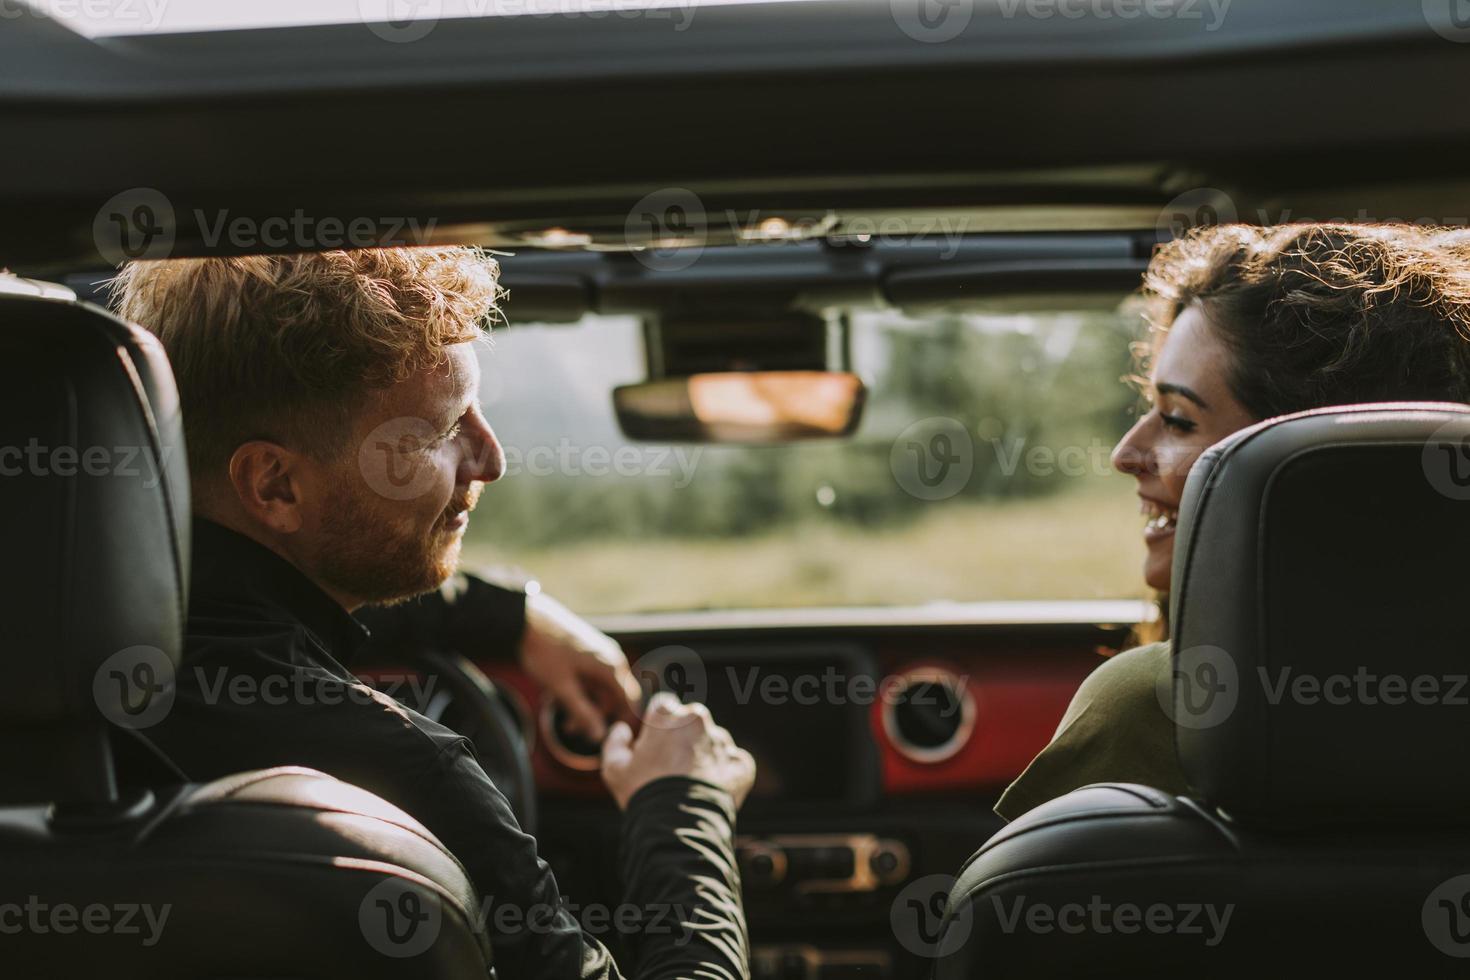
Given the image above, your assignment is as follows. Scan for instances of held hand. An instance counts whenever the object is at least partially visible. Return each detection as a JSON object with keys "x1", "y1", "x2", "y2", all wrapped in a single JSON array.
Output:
[
  {"x1": 600, "y1": 693, "x2": 757, "y2": 811},
  {"x1": 518, "y1": 591, "x2": 641, "y2": 743}
]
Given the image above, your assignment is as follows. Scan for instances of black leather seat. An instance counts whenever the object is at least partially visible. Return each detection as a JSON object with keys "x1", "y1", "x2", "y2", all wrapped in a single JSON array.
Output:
[
  {"x1": 0, "y1": 282, "x2": 492, "y2": 977},
  {"x1": 935, "y1": 403, "x2": 1470, "y2": 978}
]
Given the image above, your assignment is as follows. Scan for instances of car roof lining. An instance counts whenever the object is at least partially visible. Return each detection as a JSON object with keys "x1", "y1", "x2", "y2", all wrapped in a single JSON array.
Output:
[{"x1": 3, "y1": 0, "x2": 1469, "y2": 272}]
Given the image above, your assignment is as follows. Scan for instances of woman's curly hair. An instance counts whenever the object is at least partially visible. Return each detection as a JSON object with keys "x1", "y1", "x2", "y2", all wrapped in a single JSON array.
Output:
[{"x1": 1137, "y1": 223, "x2": 1470, "y2": 420}]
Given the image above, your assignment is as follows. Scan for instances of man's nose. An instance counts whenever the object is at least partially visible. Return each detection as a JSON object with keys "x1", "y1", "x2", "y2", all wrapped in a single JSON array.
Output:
[
  {"x1": 460, "y1": 424, "x2": 504, "y2": 484},
  {"x1": 1111, "y1": 417, "x2": 1154, "y2": 476}
]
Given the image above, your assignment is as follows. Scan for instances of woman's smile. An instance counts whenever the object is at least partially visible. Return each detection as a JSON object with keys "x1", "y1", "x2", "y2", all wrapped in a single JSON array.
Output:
[{"x1": 1140, "y1": 496, "x2": 1179, "y2": 544}]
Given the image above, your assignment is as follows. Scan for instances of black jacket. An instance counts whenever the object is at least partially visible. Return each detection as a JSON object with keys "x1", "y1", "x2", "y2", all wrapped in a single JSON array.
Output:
[{"x1": 147, "y1": 519, "x2": 749, "y2": 980}]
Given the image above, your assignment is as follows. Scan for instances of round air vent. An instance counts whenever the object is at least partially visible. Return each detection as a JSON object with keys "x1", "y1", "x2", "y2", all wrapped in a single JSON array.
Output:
[
  {"x1": 540, "y1": 701, "x2": 602, "y2": 772},
  {"x1": 882, "y1": 668, "x2": 976, "y2": 764}
]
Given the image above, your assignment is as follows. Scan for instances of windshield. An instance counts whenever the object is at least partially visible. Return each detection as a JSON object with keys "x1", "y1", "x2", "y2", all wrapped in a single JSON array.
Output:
[{"x1": 463, "y1": 304, "x2": 1148, "y2": 614}]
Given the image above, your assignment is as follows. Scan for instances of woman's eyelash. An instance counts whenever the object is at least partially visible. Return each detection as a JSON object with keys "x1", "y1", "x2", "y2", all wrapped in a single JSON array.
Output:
[{"x1": 1160, "y1": 413, "x2": 1196, "y2": 433}]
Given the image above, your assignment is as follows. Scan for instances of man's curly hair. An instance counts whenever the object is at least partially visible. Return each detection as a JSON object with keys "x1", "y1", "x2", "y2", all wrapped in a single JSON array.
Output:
[
  {"x1": 1137, "y1": 223, "x2": 1470, "y2": 420},
  {"x1": 111, "y1": 247, "x2": 503, "y2": 481}
]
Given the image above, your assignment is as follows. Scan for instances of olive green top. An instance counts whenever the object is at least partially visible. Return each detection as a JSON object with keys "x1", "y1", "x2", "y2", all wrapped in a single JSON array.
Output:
[{"x1": 994, "y1": 642, "x2": 1190, "y2": 822}]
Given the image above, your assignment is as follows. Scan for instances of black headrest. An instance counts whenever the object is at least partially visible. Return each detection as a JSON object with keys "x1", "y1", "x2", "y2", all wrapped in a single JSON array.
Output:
[
  {"x1": 0, "y1": 284, "x2": 189, "y2": 788},
  {"x1": 1170, "y1": 402, "x2": 1470, "y2": 829}
]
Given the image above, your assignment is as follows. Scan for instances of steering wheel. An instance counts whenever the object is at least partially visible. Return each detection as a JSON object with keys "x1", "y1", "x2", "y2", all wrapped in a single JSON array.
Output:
[{"x1": 410, "y1": 649, "x2": 538, "y2": 836}]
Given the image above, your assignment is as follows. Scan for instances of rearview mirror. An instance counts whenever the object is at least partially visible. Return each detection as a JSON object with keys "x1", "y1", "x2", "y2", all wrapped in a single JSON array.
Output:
[{"x1": 614, "y1": 371, "x2": 866, "y2": 443}]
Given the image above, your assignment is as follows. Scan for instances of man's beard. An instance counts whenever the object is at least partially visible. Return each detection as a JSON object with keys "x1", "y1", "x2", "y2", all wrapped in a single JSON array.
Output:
[{"x1": 313, "y1": 483, "x2": 482, "y2": 606}]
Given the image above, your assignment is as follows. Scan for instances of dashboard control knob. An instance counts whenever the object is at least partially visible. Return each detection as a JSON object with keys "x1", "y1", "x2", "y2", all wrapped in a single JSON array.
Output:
[
  {"x1": 740, "y1": 842, "x2": 788, "y2": 887},
  {"x1": 867, "y1": 839, "x2": 910, "y2": 885},
  {"x1": 870, "y1": 848, "x2": 900, "y2": 877}
]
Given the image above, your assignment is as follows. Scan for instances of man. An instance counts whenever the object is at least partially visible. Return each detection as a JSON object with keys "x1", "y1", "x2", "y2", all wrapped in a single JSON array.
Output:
[{"x1": 111, "y1": 247, "x2": 756, "y2": 980}]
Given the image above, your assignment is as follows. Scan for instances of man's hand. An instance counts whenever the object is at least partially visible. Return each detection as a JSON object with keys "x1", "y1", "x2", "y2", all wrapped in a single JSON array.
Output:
[
  {"x1": 519, "y1": 590, "x2": 641, "y2": 743},
  {"x1": 600, "y1": 693, "x2": 757, "y2": 810}
]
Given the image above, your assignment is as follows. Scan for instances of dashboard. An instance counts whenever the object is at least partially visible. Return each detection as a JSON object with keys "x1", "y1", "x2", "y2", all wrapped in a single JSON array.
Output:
[
  {"x1": 481, "y1": 625, "x2": 1113, "y2": 807},
  {"x1": 464, "y1": 614, "x2": 1132, "y2": 980}
]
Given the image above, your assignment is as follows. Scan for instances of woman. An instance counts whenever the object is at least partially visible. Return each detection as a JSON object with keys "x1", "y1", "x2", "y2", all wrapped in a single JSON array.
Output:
[{"x1": 994, "y1": 222, "x2": 1470, "y2": 821}]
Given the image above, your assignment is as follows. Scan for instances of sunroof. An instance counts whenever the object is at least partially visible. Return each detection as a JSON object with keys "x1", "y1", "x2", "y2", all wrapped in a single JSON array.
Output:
[{"x1": 27, "y1": 0, "x2": 821, "y2": 38}]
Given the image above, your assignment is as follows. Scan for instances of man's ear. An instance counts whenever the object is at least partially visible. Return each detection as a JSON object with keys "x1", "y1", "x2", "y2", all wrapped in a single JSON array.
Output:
[{"x1": 227, "y1": 441, "x2": 306, "y2": 534}]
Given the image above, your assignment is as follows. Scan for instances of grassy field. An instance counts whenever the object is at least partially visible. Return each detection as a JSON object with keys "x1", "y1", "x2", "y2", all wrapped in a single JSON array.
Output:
[{"x1": 461, "y1": 480, "x2": 1147, "y2": 614}]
